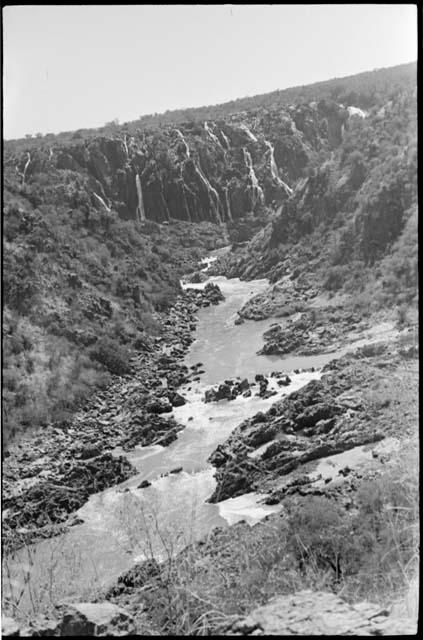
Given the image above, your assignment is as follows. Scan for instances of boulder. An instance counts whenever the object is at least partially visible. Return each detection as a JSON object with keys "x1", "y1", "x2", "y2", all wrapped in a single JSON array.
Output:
[
  {"x1": 1, "y1": 617, "x2": 20, "y2": 637},
  {"x1": 239, "y1": 378, "x2": 250, "y2": 392},
  {"x1": 204, "y1": 383, "x2": 232, "y2": 403},
  {"x1": 225, "y1": 590, "x2": 416, "y2": 635},
  {"x1": 168, "y1": 392, "x2": 186, "y2": 407},
  {"x1": 146, "y1": 397, "x2": 173, "y2": 414},
  {"x1": 76, "y1": 444, "x2": 103, "y2": 459},
  {"x1": 138, "y1": 480, "x2": 151, "y2": 489},
  {"x1": 57, "y1": 602, "x2": 135, "y2": 636},
  {"x1": 202, "y1": 282, "x2": 224, "y2": 305}
]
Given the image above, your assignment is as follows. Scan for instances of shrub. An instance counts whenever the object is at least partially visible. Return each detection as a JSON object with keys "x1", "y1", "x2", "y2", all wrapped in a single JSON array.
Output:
[
  {"x1": 89, "y1": 337, "x2": 131, "y2": 375},
  {"x1": 323, "y1": 265, "x2": 346, "y2": 291},
  {"x1": 396, "y1": 303, "x2": 408, "y2": 326}
]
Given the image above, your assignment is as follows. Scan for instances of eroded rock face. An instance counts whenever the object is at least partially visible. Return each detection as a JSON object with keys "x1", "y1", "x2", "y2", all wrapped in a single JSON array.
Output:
[
  {"x1": 2, "y1": 284, "x2": 224, "y2": 552},
  {"x1": 57, "y1": 602, "x2": 135, "y2": 637},
  {"x1": 1, "y1": 602, "x2": 135, "y2": 637},
  {"x1": 5, "y1": 104, "x2": 338, "y2": 227},
  {"x1": 2, "y1": 453, "x2": 136, "y2": 549},
  {"x1": 225, "y1": 590, "x2": 416, "y2": 635},
  {"x1": 208, "y1": 347, "x2": 404, "y2": 503}
]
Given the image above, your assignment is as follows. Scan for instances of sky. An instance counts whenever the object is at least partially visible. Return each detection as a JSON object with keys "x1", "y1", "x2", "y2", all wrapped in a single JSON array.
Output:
[{"x1": 3, "y1": 4, "x2": 417, "y2": 140}]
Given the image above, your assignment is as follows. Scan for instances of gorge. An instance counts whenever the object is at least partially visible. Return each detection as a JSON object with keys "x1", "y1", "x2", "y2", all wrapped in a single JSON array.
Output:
[{"x1": 2, "y1": 61, "x2": 418, "y2": 636}]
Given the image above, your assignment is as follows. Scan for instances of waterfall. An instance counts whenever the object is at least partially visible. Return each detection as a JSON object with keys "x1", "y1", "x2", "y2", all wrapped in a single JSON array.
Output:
[
  {"x1": 239, "y1": 123, "x2": 258, "y2": 142},
  {"x1": 93, "y1": 193, "x2": 111, "y2": 212},
  {"x1": 122, "y1": 135, "x2": 129, "y2": 159},
  {"x1": 194, "y1": 162, "x2": 222, "y2": 224},
  {"x1": 204, "y1": 121, "x2": 223, "y2": 148},
  {"x1": 243, "y1": 148, "x2": 264, "y2": 207},
  {"x1": 135, "y1": 174, "x2": 146, "y2": 222},
  {"x1": 347, "y1": 106, "x2": 366, "y2": 119},
  {"x1": 175, "y1": 129, "x2": 190, "y2": 157},
  {"x1": 224, "y1": 187, "x2": 233, "y2": 221},
  {"x1": 220, "y1": 130, "x2": 231, "y2": 150},
  {"x1": 22, "y1": 153, "x2": 31, "y2": 186},
  {"x1": 265, "y1": 141, "x2": 293, "y2": 196}
]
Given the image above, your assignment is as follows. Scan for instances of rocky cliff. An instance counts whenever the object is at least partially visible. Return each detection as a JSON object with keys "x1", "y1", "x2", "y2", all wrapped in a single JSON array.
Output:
[
  {"x1": 3, "y1": 63, "x2": 417, "y2": 453},
  {"x1": 210, "y1": 85, "x2": 417, "y2": 309},
  {"x1": 5, "y1": 101, "x2": 360, "y2": 228}
]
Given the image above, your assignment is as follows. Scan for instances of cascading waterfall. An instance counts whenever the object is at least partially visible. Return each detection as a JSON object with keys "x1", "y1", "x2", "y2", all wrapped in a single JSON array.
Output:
[
  {"x1": 347, "y1": 105, "x2": 366, "y2": 119},
  {"x1": 224, "y1": 187, "x2": 233, "y2": 221},
  {"x1": 204, "y1": 121, "x2": 223, "y2": 149},
  {"x1": 93, "y1": 193, "x2": 111, "y2": 212},
  {"x1": 135, "y1": 174, "x2": 146, "y2": 222},
  {"x1": 122, "y1": 135, "x2": 129, "y2": 159},
  {"x1": 194, "y1": 162, "x2": 222, "y2": 224},
  {"x1": 175, "y1": 129, "x2": 191, "y2": 157},
  {"x1": 243, "y1": 148, "x2": 264, "y2": 207},
  {"x1": 239, "y1": 123, "x2": 258, "y2": 142},
  {"x1": 220, "y1": 130, "x2": 231, "y2": 150},
  {"x1": 22, "y1": 152, "x2": 31, "y2": 186},
  {"x1": 265, "y1": 141, "x2": 293, "y2": 196}
]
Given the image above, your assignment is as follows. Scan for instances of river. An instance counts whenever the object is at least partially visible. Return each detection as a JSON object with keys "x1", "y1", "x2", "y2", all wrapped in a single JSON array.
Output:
[{"x1": 3, "y1": 261, "x2": 373, "y2": 613}]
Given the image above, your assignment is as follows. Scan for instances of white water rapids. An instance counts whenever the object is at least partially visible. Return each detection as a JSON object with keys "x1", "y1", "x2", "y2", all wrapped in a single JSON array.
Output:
[{"x1": 5, "y1": 260, "x2": 348, "y2": 610}]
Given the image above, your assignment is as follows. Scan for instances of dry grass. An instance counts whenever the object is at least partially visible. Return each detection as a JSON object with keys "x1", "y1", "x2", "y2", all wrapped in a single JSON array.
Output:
[
  {"x1": 2, "y1": 537, "x2": 102, "y2": 625},
  {"x1": 106, "y1": 440, "x2": 419, "y2": 635}
]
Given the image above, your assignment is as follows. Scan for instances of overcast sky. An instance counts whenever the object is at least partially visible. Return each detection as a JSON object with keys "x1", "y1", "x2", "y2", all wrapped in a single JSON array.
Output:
[{"x1": 3, "y1": 4, "x2": 417, "y2": 139}]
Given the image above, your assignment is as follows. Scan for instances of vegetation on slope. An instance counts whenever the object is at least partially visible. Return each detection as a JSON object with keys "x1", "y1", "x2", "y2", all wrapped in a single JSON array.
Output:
[
  {"x1": 104, "y1": 441, "x2": 418, "y2": 635},
  {"x1": 219, "y1": 78, "x2": 417, "y2": 310},
  {"x1": 2, "y1": 61, "x2": 417, "y2": 449},
  {"x1": 7, "y1": 61, "x2": 415, "y2": 145},
  {"x1": 3, "y1": 162, "x2": 225, "y2": 445}
]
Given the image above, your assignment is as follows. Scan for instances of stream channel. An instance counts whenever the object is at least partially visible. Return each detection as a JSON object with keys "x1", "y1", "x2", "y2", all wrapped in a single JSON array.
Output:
[{"x1": 4, "y1": 255, "x2": 376, "y2": 611}]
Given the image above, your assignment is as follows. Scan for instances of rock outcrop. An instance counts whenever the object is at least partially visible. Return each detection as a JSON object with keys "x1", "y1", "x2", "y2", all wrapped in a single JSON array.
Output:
[
  {"x1": 2, "y1": 283, "x2": 225, "y2": 551},
  {"x1": 4, "y1": 104, "x2": 349, "y2": 228},
  {"x1": 1, "y1": 602, "x2": 135, "y2": 637},
  {"x1": 208, "y1": 344, "x2": 413, "y2": 503},
  {"x1": 225, "y1": 590, "x2": 416, "y2": 635}
]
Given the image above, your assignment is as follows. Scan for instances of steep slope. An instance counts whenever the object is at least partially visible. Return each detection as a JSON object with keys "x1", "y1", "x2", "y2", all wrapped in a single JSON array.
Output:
[
  {"x1": 215, "y1": 85, "x2": 417, "y2": 309},
  {"x1": 2, "y1": 62, "x2": 417, "y2": 449},
  {"x1": 1, "y1": 94, "x2": 340, "y2": 447}
]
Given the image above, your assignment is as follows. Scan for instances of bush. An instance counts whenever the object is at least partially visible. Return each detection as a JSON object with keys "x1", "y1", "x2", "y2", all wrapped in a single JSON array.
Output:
[
  {"x1": 89, "y1": 337, "x2": 131, "y2": 375},
  {"x1": 109, "y1": 445, "x2": 418, "y2": 634},
  {"x1": 323, "y1": 265, "x2": 346, "y2": 291}
]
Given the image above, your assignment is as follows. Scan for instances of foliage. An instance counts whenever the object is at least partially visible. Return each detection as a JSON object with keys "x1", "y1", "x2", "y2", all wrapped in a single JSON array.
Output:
[
  {"x1": 116, "y1": 445, "x2": 418, "y2": 635},
  {"x1": 2, "y1": 171, "x2": 224, "y2": 445},
  {"x1": 89, "y1": 337, "x2": 131, "y2": 375}
]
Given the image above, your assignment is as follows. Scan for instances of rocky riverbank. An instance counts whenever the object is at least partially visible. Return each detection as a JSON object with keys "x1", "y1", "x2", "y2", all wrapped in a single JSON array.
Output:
[
  {"x1": 207, "y1": 332, "x2": 418, "y2": 505},
  {"x1": 2, "y1": 282, "x2": 225, "y2": 551},
  {"x1": 2, "y1": 287, "x2": 418, "y2": 636}
]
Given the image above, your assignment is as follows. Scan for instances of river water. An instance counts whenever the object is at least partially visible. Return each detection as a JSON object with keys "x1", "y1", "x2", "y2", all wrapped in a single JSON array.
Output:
[{"x1": 4, "y1": 264, "x2": 386, "y2": 612}]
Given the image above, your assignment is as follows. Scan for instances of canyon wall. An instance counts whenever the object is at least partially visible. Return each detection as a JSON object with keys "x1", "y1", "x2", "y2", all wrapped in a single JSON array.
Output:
[{"x1": 5, "y1": 102, "x2": 354, "y2": 226}]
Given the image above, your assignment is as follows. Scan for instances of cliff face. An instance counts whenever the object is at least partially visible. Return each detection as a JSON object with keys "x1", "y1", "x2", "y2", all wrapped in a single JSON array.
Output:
[
  {"x1": 212, "y1": 87, "x2": 417, "y2": 309},
  {"x1": 4, "y1": 102, "x2": 353, "y2": 227},
  {"x1": 2, "y1": 64, "x2": 416, "y2": 448}
]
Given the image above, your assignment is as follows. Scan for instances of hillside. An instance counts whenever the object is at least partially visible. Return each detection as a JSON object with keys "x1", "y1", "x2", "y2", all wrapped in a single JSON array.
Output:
[
  {"x1": 1, "y1": 60, "x2": 418, "y2": 637},
  {"x1": 2, "y1": 62, "x2": 417, "y2": 448},
  {"x1": 213, "y1": 77, "x2": 417, "y2": 311},
  {"x1": 6, "y1": 61, "x2": 416, "y2": 143}
]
